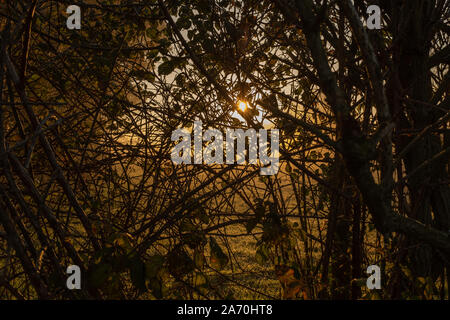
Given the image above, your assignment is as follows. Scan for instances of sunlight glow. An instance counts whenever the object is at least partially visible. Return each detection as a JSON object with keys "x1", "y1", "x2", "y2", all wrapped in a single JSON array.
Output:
[{"x1": 238, "y1": 100, "x2": 249, "y2": 112}]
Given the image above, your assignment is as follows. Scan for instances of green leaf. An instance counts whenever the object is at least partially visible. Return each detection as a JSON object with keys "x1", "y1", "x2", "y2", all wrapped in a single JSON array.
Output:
[
  {"x1": 176, "y1": 17, "x2": 191, "y2": 30},
  {"x1": 158, "y1": 60, "x2": 176, "y2": 76},
  {"x1": 182, "y1": 232, "x2": 206, "y2": 249},
  {"x1": 112, "y1": 233, "x2": 133, "y2": 252},
  {"x1": 256, "y1": 245, "x2": 269, "y2": 265},
  {"x1": 193, "y1": 272, "x2": 207, "y2": 287},
  {"x1": 130, "y1": 69, "x2": 155, "y2": 82},
  {"x1": 209, "y1": 237, "x2": 229, "y2": 270},
  {"x1": 194, "y1": 248, "x2": 205, "y2": 268},
  {"x1": 168, "y1": 247, "x2": 195, "y2": 277},
  {"x1": 175, "y1": 73, "x2": 185, "y2": 86}
]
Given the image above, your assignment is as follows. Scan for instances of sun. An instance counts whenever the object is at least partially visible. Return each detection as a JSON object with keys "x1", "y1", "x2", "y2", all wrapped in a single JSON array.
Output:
[{"x1": 238, "y1": 100, "x2": 249, "y2": 112}]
